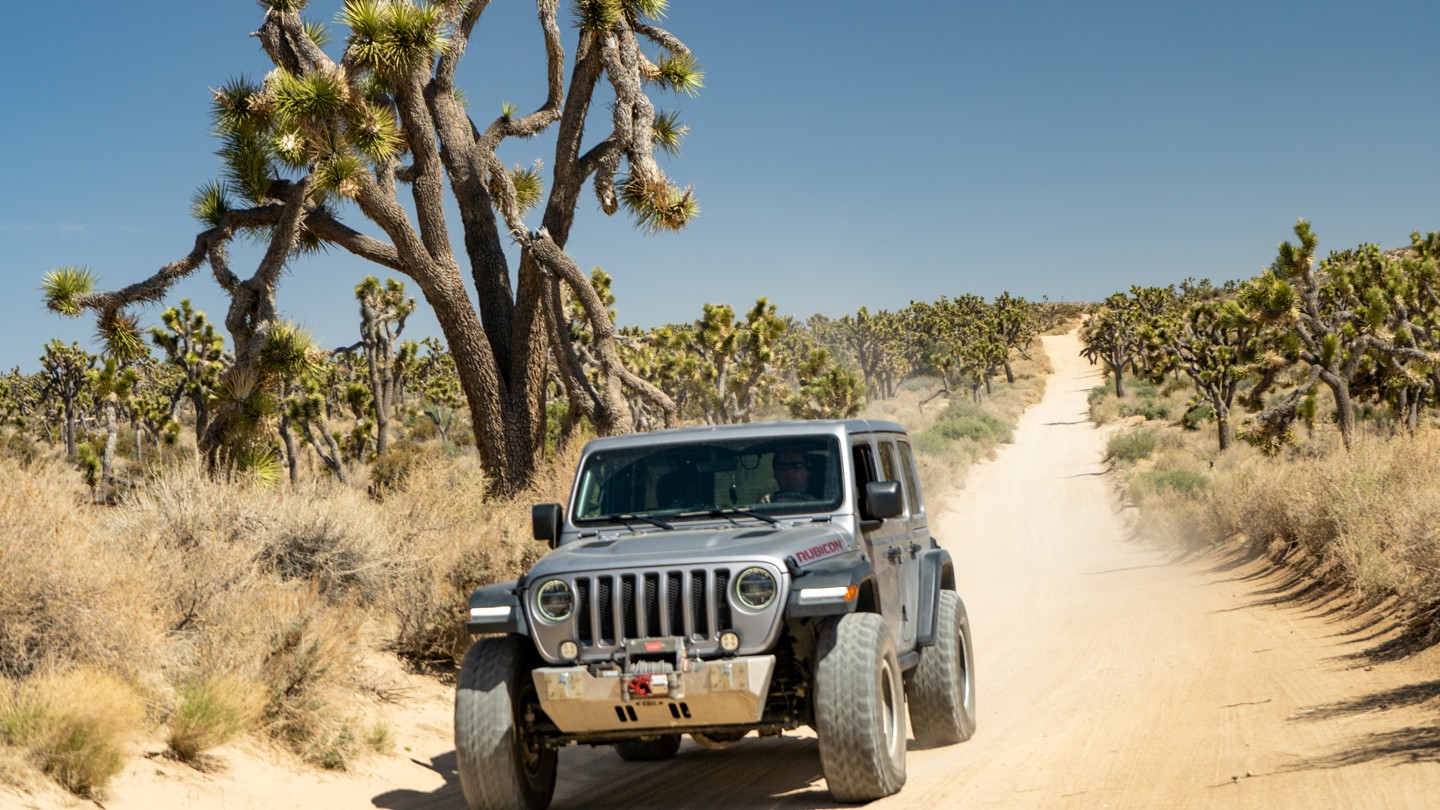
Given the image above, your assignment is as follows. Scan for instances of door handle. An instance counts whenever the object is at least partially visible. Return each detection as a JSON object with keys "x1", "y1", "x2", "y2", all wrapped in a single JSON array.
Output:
[
  {"x1": 908, "y1": 542, "x2": 923, "y2": 558},
  {"x1": 886, "y1": 546, "x2": 903, "y2": 564}
]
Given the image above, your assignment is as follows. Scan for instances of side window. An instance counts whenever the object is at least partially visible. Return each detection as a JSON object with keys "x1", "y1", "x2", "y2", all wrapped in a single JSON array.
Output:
[
  {"x1": 851, "y1": 442, "x2": 876, "y2": 507},
  {"x1": 898, "y1": 440, "x2": 923, "y2": 516},
  {"x1": 877, "y1": 440, "x2": 908, "y2": 516}
]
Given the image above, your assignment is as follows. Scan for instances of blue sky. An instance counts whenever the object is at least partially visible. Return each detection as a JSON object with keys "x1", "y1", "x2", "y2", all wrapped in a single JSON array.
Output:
[{"x1": 3, "y1": 1, "x2": 1438, "y2": 372}]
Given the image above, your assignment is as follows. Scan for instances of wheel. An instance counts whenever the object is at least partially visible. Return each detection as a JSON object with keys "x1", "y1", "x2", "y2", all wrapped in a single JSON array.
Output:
[
  {"x1": 814, "y1": 612, "x2": 907, "y2": 802},
  {"x1": 690, "y1": 730, "x2": 748, "y2": 750},
  {"x1": 908, "y1": 590, "x2": 977, "y2": 747},
  {"x1": 454, "y1": 635, "x2": 557, "y2": 810},
  {"x1": 614, "y1": 734, "x2": 682, "y2": 761}
]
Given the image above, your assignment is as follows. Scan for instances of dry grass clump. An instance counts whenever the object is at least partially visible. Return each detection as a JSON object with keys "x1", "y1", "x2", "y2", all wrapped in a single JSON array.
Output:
[
  {"x1": 0, "y1": 668, "x2": 144, "y2": 799},
  {"x1": 0, "y1": 457, "x2": 166, "y2": 682},
  {"x1": 381, "y1": 450, "x2": 574, "y2": 663},
  {"x1": 166, "y1": 672, "x2": 264, "y2": 764},
  {"x1": 1114, "y1": 411, "x2": 1440, "y2": 641}
]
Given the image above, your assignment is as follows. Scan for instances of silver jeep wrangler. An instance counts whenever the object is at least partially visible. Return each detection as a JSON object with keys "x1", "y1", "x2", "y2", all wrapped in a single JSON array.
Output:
[{"x1": 455, "y1": 420, "x2": 976, "y2": 808}]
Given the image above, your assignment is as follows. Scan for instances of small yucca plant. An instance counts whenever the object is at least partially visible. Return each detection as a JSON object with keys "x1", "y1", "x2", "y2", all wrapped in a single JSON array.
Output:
[{"x1": 41, "y1": 267, "x2": 96, "y2": 316}]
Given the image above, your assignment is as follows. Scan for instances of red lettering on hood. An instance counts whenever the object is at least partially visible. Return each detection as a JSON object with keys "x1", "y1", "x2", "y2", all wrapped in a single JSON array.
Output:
[{"x1": 795, "y1": 539, "x2": 844, "y2": 565}]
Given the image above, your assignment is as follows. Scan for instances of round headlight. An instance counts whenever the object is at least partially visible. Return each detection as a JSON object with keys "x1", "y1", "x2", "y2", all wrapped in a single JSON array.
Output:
[
  {"x1": 734, "y1": 567, "x2": 777, "y2": 610},
  {"x1": 535, "y1": 579, "x2": 574, "y2": 622}
]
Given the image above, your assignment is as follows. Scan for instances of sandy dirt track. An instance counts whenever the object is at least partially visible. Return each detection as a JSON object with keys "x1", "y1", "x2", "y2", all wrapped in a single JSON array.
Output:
[{"x1": 24, "y1": 331, "x2": 1440, "y2": 809}]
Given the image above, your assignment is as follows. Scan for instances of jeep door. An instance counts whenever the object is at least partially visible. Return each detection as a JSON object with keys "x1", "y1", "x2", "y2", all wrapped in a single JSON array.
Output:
[{"x1": 851, "y1": 436, "x2": 907, "y2": 646}]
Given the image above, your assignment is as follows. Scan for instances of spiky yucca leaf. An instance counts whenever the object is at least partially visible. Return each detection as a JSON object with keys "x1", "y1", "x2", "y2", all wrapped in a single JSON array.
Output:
[
  {"x1": 619, "y1": 176, "x2": 698, "y2": 233},
  {"x1": 235, "y1": 446, "x2": 285, "y2": 487},
  {"x1": 572, "y1": 0, "x2": 621, "y2": 31},
  {"x1": 97, "y1": 310, "x2": 148, "y2": 363},
  {"x1": 653, "y1": 52, "x2": 703, "y2": 96},
  {"x1": 272, "y1": 128, "x2": 310, "y2": 168},
  {"x1": 347, "y1": 100, "x2": 403, "y2": 162},
  {"x1": 212, "y1": 364, "x2": 262, "y2": 409},
  {"x1": 42, "y1": 267, "x2": 96, "y2": 316},
  {"x1": 258, "y1": 321, "x2": 320, "y2": 379},
  {"x1": 269, "y1": 69, "x2": 349, "y2": 125},
  {"x1": 621, "y1": 0, "x2": 668, "y2": 21},
  {"x1": 303, "y1": 18, "x2": 331, "y2": 48},
  {"x1": 509, "y1": 162, "x2": 545, "y2": 214},
  {"x1": 191, "y1": 180, "x2": 232, "y2": 226},
  {"x1": 340, "y1": 0, "x2": 448, "y2": 76},
  {"x1": 500, "y1": 101, "x2": 518, "y2": 118},
  {"x1": 219, "y1": 131, "x2": 276, "y2": 205},
  {"x1": 651, "y1": 109, "x2": 689, "y2": 155},
  {"x1": 211, "y1": 76, "x2": 267, "y2": 135},
  {"x1": 316, "y1": 153, "x2": 368, "y2": 200}
]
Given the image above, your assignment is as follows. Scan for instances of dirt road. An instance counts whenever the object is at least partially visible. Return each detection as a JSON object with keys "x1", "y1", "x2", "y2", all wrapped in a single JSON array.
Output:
[{"x1": 69, "y1": 332, "x2": 1440, "y2": 810}]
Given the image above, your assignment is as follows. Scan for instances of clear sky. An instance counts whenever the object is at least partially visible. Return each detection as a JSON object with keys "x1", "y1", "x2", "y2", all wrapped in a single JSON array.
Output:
[{"x1": 4, "y1": 1, "x2": 1438, "y2": 372}]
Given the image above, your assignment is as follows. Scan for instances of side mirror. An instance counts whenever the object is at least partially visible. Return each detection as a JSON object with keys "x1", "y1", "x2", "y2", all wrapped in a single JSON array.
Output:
[
  {"x1": 532, "y1": 503, "x2": 563, "y2": 548},
  {"x1": 863, "y1": 481, "x2": 904, "y2": 521}
]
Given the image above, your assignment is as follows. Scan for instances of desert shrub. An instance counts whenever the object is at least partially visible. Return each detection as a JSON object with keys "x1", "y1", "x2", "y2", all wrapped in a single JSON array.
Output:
[
  {"x1": 0, "y1": 669, "x2": 144, "y2": 798},
  {"x1": 166, "y1": 673, "x2": 263, "y2": 763},
  {"x1": 1132, "y1": 468, "x2": 1208, "y2": 498},
  {"x1": 0, "y1": 460, "x2": 165, "y2": 680},
  {"x1": 1107, "y1": 430, "x2": 1158, "y2": 462},
  {"x1": 926, "y1": 402, "x2": 1014, "y2": 445},
  {"x1": 369, "y1": 440, "x2": 432, "y2": 499}
]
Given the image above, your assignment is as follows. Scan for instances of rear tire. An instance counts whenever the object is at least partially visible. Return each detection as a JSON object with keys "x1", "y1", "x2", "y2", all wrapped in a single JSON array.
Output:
[
  {"x1": 454, "y1": 636, "x2": 557, "y2": 810},
  {"x1": 613, "y1": 734, "x2": 682, "y2": 761},
  {"x1": 908, "y1": 590, "x2": 977, "y2": 747},
  {"x1": 814, "y1": 612, "x2": 907, "y2": 802}
]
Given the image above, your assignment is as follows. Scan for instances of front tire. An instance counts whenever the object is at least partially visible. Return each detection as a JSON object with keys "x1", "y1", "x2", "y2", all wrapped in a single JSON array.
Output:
[
  {"x1": 814, "y1": 612, "x2": 907, "y2": 802},
  {"x1": 455, "y1": 636, "x2": 557, "y2": 810},
  {"x1": 613, "y1": 734, "x2": 682, "y2": 761},
  {"x1": 908, "y1": 590, "x2": 977, "y2": 747}
]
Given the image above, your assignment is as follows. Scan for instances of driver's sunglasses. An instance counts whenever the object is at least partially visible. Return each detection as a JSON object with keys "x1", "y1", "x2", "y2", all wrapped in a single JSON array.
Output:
[{"x1": 775, "y1": 461, "x2": 807, "y2": 471}]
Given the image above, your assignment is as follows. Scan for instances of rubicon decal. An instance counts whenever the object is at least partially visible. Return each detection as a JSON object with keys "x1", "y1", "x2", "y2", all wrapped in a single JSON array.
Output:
[{"x1": 795, "y1": 539, "x2": 844, "y2": 565}]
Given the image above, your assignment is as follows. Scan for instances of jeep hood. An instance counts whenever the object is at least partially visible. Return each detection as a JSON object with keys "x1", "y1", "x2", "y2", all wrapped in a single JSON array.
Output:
[{"x1": 527, "y1": 521, "x2": 853, "y2": 578}]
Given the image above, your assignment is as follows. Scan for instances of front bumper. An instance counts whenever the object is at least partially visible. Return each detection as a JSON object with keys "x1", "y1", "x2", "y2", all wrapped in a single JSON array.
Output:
[{"x1": 533, "y1": 655, "x2": 776, "y2": 734}]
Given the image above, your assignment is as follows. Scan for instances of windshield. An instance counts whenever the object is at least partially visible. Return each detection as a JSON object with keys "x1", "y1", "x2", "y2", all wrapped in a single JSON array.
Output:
[{"x1": 572, "y1": 434, "x2": 844, "y2": 523}]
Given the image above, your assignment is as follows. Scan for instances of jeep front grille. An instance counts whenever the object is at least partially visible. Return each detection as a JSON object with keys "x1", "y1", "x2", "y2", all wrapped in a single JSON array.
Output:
[{"x1": 572, "y1": 568, "x2": 735, "y2": 651}]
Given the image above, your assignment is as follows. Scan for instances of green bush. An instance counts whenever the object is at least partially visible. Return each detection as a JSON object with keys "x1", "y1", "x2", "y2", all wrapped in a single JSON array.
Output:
[
  {"x1": 1107, "y1": 430, "x2": 1158, "y2": 462},
  {"x1": 1133, "y1": 469, "x2": 1209, "y2": 498},
  {"x1": 928, "y1": 402, "x2": 1013, "y2": 445}
]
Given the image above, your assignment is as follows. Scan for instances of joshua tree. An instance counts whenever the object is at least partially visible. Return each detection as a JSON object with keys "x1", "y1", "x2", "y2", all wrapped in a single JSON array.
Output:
[
  {"x1": 46, "y1": 0, "x2": 702, "y2": 495},
  {"x1": 38, "y1": 340, "x2": 94, "y2": 457},
  {"x1": 786, "y1": 348, "x2": 866, "y2": 419},
  {"x1": 349, "y1": 276, "x2": 416, "y2": 456},
  {"x1": 150, "y1": 299, "x2": 227, "y2": 443},
  {"x1": 1080, "y1": 292, "x2": 1147, "y2": 398},
  {"x1": 991, "y1": 292, "x2": 1038, "y2": 384},
  {"x1": 1151, "y1": 296, "x2": 1261, "y2": 451}
]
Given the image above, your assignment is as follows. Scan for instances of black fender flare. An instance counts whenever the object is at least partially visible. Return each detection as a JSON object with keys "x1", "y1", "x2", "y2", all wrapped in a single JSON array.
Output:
[
  {"x1": 464, "y1": 580, "x2": 530, "y2": 636},
  {"x1": 785, "y1": 556, "x2": 879, "y2": 618},
  {"x1": 914, "y1": 546, "x2": 954, "y2": 648}
]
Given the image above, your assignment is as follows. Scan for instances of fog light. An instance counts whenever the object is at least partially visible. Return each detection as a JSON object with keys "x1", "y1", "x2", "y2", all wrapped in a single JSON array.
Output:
[
  {"x1": 719, "y1": 631, "x2": 740, "y2": 652},
  {"x1": 559, "y1": 640, "x2": 579, "y2": 660}
]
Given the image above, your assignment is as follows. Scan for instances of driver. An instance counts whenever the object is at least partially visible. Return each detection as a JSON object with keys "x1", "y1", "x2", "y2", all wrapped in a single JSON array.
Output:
[{"x1": 767, "y1": 449, "x2": 812, "y2": 502}]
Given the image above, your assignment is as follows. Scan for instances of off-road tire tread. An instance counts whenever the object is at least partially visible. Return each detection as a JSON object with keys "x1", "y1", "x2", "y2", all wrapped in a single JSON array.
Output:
[
  {"x1": 814, "y1": 612, "x2": 906, "y2": 802},
  {"x1": 908, "y1": 589, "x2": 977, "y2": 747},
  {"x1": 455, "y1": 636, "x2": 556, "y2": 810}
]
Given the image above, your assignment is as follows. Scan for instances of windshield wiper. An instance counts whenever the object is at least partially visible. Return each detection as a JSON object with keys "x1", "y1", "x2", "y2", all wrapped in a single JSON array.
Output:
[
  {"x1": 682, "y1": 507, "x2": 779, "y2": 525},
  {"x1": 596, "y1": 513, "x2": 674, "y2": 530}
]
